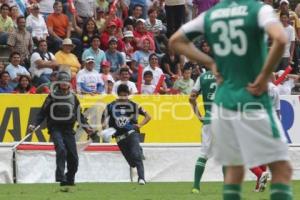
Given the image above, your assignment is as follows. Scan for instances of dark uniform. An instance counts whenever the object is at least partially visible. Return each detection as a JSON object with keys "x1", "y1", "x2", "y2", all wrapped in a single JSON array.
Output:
[
  {"x1": 102, "y1": 100, "x2": 146, "y2": 182},
  {"x1": 32, "y1": 72, "x2": 91, "y2": 186}
]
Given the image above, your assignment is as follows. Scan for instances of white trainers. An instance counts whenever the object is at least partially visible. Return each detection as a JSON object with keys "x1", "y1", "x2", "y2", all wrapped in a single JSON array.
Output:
[
  {"x1": 138, "y1": 179, "x2": 146, "y2": 185},
  {"x1": 258, "y1": 172, "x2": 269, "y2": 192}
]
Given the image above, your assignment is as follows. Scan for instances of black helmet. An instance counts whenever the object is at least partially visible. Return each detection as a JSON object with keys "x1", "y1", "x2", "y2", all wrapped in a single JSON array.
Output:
[{"x1": 57, "y1": 71, "x2": 71, "y2": 82}]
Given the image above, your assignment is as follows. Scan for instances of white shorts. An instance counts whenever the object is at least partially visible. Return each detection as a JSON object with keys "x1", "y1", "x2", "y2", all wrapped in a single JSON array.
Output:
[
  {"x1": 199, "y1": 124, "x2": 213, "y2": 159},
  {"x1": 211, "y1": 104, "x2": 289, "y2": 168}
]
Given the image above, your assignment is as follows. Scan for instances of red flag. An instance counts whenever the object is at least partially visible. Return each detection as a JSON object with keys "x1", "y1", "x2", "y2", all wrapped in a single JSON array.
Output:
[
  {"x1": 274, "y1": 66, "x2": 293, "y2": 85},
  {"x1": 154, "y1": 74, "x2": 165, "y2": 94},
  {"x1": 136, "y1": 65, "x2": 143, "y2": 94}
]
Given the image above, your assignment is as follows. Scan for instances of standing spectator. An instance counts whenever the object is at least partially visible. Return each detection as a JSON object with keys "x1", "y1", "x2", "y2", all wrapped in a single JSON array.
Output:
[
  {"x1": 165, "y1": 0, "x2": 185, "y2": 37},
  {"x1": 5, "y1": 51, "x2": 30, "y2": 88},
  {"x1": 55, "y1": 38, "x2": 81, "y2": 79},
  {"x1": 82, "y1": 35, "x2": 106, "y2": 73},
  {"x1": 133, "y1": 18, "x2": 155, "y2": 51},
  {"x1": 277, "y1": 12, "x2": 295, "y2": 71},
  {"x1": 9, "y1": 5, "x2": 19, "y2": 28},
  {"x1": 113, "y1": 67, "x2": 138, "y2": 94},
  {"x1": 13, "y1": 75, "x2": 36, "y2": 93},
  {"x1": 7, "y1": 16, "x2": 33, "y2": 66},
  {"x1": 47, "y1": 1, "x2": 80, "y2": 56},
  {"x1": 0, "y1": 71, "x2": 13, "y2": 93},
  {"x1": 192, "y1": 0, "x2": 219, "y2": 18},
  {"x1": 141, "y1": 70, "x2": 155, "y2": 94},
  {"x1": 0, "y1": 4, "x2": 14, "y2": 45},
  {"x1": 143, "y1": 53, "x2": 165, "y2": 87},
  {"x1": 38, "y1": 0, "x2": 55, "y2": 19},
  {"x1": 105, "y1": 36, "x2": 126, "y2": 75},
  {"x1": 100, "y1": 21, "x2": 124, "y2": 51},
  {"x1": 76, "y1": 56, "x2": 104, "y2": 94},
  {"x1": 29, "y1": 39, "x2": 58, "y2": 86},
  {"x1": 74, "y1": 0, "x2": 96, "y2": 26},
  {"x1": 26, "y1": 3, "x2": 48, "y2": 44},
  {"x1": 173, "y1": 66, "x2": 194, "y2": 94}
]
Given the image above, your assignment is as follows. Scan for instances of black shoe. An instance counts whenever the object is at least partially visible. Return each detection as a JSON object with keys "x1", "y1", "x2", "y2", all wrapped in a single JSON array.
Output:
[{"x1": 60, "y1": 181, "x2": 75, "y2": 186}]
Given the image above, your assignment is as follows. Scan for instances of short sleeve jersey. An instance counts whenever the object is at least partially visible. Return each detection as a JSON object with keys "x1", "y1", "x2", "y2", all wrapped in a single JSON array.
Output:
[{"x1": 181, "y1": 0, "x2": 279, "y2": 111}]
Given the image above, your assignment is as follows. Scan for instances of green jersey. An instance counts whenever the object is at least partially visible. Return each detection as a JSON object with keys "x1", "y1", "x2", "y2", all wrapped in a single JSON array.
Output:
[
  {"x1": 181, "y1": 0, "x2": 279, "y2": 111},
  {"x1": 193, "y1": 71, "x2": 217, "y2": 124}
]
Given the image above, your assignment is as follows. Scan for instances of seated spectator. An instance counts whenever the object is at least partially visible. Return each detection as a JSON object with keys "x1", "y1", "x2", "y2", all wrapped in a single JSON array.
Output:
[
  {"x1": 47, "y1": 1, "x2": 81, "y2": 56},
  {"x1": 74, "y1": 0, "x2": 97, "y2": 26},
  {"x1": 7, "y1": 16, "x2": 33, "y2": 66},
  {"x1": 76, "y1": 56, "x2": 104, "y2": 94},
  {"x1": 129, "y1": 1, "x2": 147, "y2": 19},
  {"x1": 123, "y1": 30, "x2": 134, "y2": 61},
  {"x1": 161, "y1": 47, "x2": 183, "y2": 82},
  {"x1": 100, "y1": 21, "x2": 124, "y2": 51},
  {"x1": 105, "y1": 8, "x2": 123, "y2": 34},
  {"x1": 5, "y1": 51, "x2": 30, "y2": 88},
  {"x1": 55, "y1": 38, "x2": 81, "y2": 79},
  {"x1": 73, "y1": 17, "x2": 99, "y2": 50},
  {"x1": 143, "y1": 53, "x2": 166, "y2": 87},
  {"x1": 124, "y1": 4, "x2": 143, "y2": 29},
  {"x1": 13, "y1": 75, "x2": 36, "y2": 93},
  {"x1": 99, "y1": 60, "x2": 115, "y2": 93},
  {"x1": 105, "y1": 36, "x2": 126, "y2": 75},
  {"x1": 29, "y1": 39, "x2": 58, "y2": 86},
  {"x1": 141, "y1": 70, "x2": 155, "y2": 94},
  {"x1": 133, "y1": 18, "x2": 155, "y2": 51},
  {"x1": 145, "y1": 8, "x2": 168, "y2": 53},
  {"x1": 9, "y1": 5, "x2": 20, "y2": 28},
  {"x1": 113, "y1": 67, "x2": 138, "y2": 94},
  {"x1": 131, "y1": 37, "x2": 152, "y2": 69},
  {"x1": 173, "y1": 66, "x2": 194, "y2": 94},
  {"x1": 0, "y1": 61, "x2": 5, "y2": 73},
  {"x1": 82, "y1": 35, "x2": 106, "y2": 73},
  {"x1": 276, "y1": 70, "x2": 300, "y2": 95},
  {"x1": 0, "y1": 4, "x2": 14, "y2": 45},
  {"x1": 96, "y1": 0, "x2": 109, "y2": 14},
  {"x1": 35, "y1": 71, "x2": 58, "y2": 94},
  {"x1": 106, "y1": 79, "x2": 114, "y2": 94},
  {"x1": 26, "y1": 3, "x2": 48, "y2": 45},
  {"x1": 95, "y1": 7, "x2": 106, "y2": 33},
  {"x1": 0, "y1": 71, "x2": 13, "y2": 93}
]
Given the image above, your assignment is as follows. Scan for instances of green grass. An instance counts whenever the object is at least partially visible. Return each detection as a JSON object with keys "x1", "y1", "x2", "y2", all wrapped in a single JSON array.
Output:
[{"x1": 0, "y1": 181, "x2": 299, "y2": 200}]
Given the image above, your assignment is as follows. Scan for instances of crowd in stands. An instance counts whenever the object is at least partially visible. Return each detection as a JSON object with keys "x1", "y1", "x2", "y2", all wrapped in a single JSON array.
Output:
[{"x1": 0, "y1": 0, "x2": 300, "y2": 95}]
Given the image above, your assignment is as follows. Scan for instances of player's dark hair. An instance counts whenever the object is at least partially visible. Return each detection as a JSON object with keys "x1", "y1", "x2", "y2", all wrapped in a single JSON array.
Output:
[
  {"x1": 143, "y1": 70, "x2": 153, "y2": 78},
  {"x1": 117, "y1": 84, "x2": 130, "y2": 95}
]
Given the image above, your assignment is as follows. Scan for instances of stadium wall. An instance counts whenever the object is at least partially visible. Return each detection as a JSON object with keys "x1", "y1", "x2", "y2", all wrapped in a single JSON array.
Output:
[
  {"x1": 0, "y1": 94, "x2": 300, "y2": 143},
  {"x1": 0, "y1": 143, "x2": 300, "y2": 184}
]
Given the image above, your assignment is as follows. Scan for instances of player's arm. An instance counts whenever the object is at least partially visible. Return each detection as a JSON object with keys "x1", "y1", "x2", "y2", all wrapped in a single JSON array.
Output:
[
  {"x1": 135, "y1": 106, "x2": 151, "y2": 129},
  {"x1": 101, "y1": 106, "x2": 109, "y2": 129},
  {"x1": 189, "y1": 90, "x2": 203, "y2": 122},
  {"x1": 247, "y1": 5, "x2": 288, "y2": 96}
]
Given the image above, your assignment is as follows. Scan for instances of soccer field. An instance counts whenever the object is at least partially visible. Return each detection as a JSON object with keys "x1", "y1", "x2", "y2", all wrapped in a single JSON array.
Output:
[{"x1": 0, "y1": 181, "x2": 299, "y2": 200}]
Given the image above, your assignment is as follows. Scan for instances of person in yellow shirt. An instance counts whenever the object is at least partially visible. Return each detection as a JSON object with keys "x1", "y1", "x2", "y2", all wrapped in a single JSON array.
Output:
[{"x1": 55, "y1": 38, "x2": 81, "y2": 78}]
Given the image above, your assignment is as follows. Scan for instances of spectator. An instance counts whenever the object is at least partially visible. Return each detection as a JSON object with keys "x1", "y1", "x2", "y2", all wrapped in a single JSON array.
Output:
[
  {"x1": 123, "y1": 30, "x2": 134, "y2": 61},
  {"x1": 13, "y1": 75, "x2": 36, "y2": 93},
  {"x1": 96, "y1": 0, "x2": 109, "y2": 14},
  {"x1": 105, "y1": 7, "x2": 123, "y2": 33},
  {"x1": 129, "y1": 1, "x2": 147, "y2": 19},
  {"x1": 133, "y1": 18, "x2": 155, "y2": 51},
  {"x1": 74, "y1": 18, "x2": 99, "y2": 51},
  {"x1": 105, "y1": 36, "x2": 126, "y2": 75},
  {"x1": 95, "y1": 7, "x2": 106, "y2": 33},
  {"x1": 165, "y1": 0, "x2": 185, "y2": 37},
  {"x1": 143, "y1": 53, "x2": 165, "y2": 87},
  {"x1": 145, "y1": 8, "x2": 168, "y2": 53},
  {"x1": 173, "y1": 66, "x2": 194, "y2": 94},
  {"x1": 7, "y1": 16, "x2": 33, "y2": 65},
  {"x1": 0, "y1": 4, "x2": 14, "y2": 45},
  {"x1": 38, "y1": 0, "x2": 55, "y2": 19},
  {"x1": 35, "y1": 71, "x2": 58, "y2": 94},
  {"x1": 0, "y1": 71, "x2": 13, "y2": 93},
  {"x1": 0, "y1": 61, "x2": 5, "y2": 73},
  {"x1": 276, "y1": 70, "x2": 300, "y2": 95},
  {"x1": 26, "y1": 3, "x2": 48, "y2": 44},
  {"x1": 47, "y1": 1, "x2": 81, "y2": 56},
  {"x1": 278, "y1": 0, "x2": 300, "y2": 39},
  {"x1": 192, "y1": 0, "x2": 219, "y2": 18},
  {"x1": 99, "y1": 60, "x2": 115, "y2": 93},
  {"x1": 55, "y1": 38, "x2": 81, "y2": 79},
  {"x1": 5, "y1": 51, "x2": 30, "y2": 88},
  {"x1": 277, "y1": 11, "x2": 295, "y2": 71},
  {"x1": 185, "y1": 61, "x2": 203, "y2": 82},
  {"x1": 106, "y1": 79, "x2": 114, "y2": 94},
  {"x1": 161, "y1": 47, "x2": 183, "y2": 82},
  {"x1": 76, "y1": 56, "x2": 104, "y2": 94},
  {"x1": 74, "y1": 0, "x2": 97, "y2": 26},
  {"x1": 141, "y1": 70, "x2": 155, "y2": 94},
  {"x1": 82, "y1": 35, "x2": 106, "y2": 73},
  {"x1": 9, "y1": 5, "x2": 19, "y2": 28},
  {"x1": 113, "y1": 0, "x2": 129, "y2": 19},
  {"x1": 113, "y1": 67, "x2": 138, "y2": 94},
  {"x1": 100, "y1": 21, "x2": 124, "y2": 51},
  {"x1": 29, "y1": 39, "x2": 58, "y2": 86}
]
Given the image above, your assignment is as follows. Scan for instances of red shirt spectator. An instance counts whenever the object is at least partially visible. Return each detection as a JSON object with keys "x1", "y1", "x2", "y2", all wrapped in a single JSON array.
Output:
[
  {"x1": 100, "y1": 21, "x2": 124, "y2": 51},
  {"x1": 13, "y1": 75, "x2": 36, "y2": 94},
  {"x1": 133, "y1": 19, "x2": 155, "y2": 51}
]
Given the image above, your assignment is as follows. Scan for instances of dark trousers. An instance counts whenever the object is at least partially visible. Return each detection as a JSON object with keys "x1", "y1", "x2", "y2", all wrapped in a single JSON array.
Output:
[
  {"x1": 117, "y1": 133, "x2": 145, "y2": 180},
  {"x1": 165, "y1": 5, "x2": 186, "y2": 37},
  {"x1": 51, "y1": 127, "x2": 78, "y2": 183}
]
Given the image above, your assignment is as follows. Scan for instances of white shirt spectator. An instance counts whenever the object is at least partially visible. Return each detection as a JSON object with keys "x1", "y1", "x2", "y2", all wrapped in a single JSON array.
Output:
[
  {"x1": 5, "y1": 63, "x2": 30, "y2": 88},
  {"x1": 143, "y1": 65, "x2": 164, "y2": 86},
  {"x1": 268, "y1": 82, "x2": 280, "y2": 111},
  {"x1": 29, "y1": 51, "x2": 55, "y2": 77},
  {"x1": 77, "y1": 68, "x2": 104, "y2": 93},
  {"x1": 283, "y1": 25, "x2": 295, "y2": 58},
  {"x1": 38, "y1": 0, "x2": 55, "y2": 15},
  {"x1": 141, "y1": 84, "x2": 155, "y2": 94},
  {"x1": 113, "y1": 80, "x2": 138, "y2": 94},
  {"x1": 74, "y1": 0, "x2": 96, "y2": 18},
  {"x1": 278, "y1": 79, "x2": 295, "y2": 95},
  {"x1": 26, "y1": 13, "x2": 48, "y2": 40},
  {"x1": 99, "y1": 73, "x2": 115, "y2": 83}
]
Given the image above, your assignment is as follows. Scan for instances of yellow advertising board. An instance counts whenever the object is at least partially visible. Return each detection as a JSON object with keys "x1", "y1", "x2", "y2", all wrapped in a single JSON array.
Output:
[{"x1": 0, "y1": 94, "x2": 204, "y2": 143}]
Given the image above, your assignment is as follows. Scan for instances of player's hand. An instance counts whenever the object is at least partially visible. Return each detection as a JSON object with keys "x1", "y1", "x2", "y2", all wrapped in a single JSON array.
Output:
[
  {"x1": 210, "y1": 63, "x2": 223, "y2": 85},
  {"x1": 133, "y1": 124, "x2": 141, "y2": 131},
  {"x1": 247, "y1": 74, "x2": 268, "y2": 96},
  {"x1": 189, "y1": 92, "x2": 197, "y2": 105},
  {"x1": 27, "y1": 124, "x2": 36, "y2": 132}
]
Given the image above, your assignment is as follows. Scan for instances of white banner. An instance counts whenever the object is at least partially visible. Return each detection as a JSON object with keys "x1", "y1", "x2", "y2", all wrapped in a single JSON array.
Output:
[
  {"x1": 14, "y1": 144, "x2": 300, "y2": 183},
  {"x1": 0, "y1": 146, "x2": 13, "y2": 183}
]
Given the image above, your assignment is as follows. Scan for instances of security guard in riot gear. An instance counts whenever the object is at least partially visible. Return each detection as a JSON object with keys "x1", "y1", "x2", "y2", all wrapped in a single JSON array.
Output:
[
  {"x1": 29, "y1": 71, "x2": 94, "y2": 186},
  {"x1": 102, "y1": 84, "x2": 151, "y2": 185}
]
